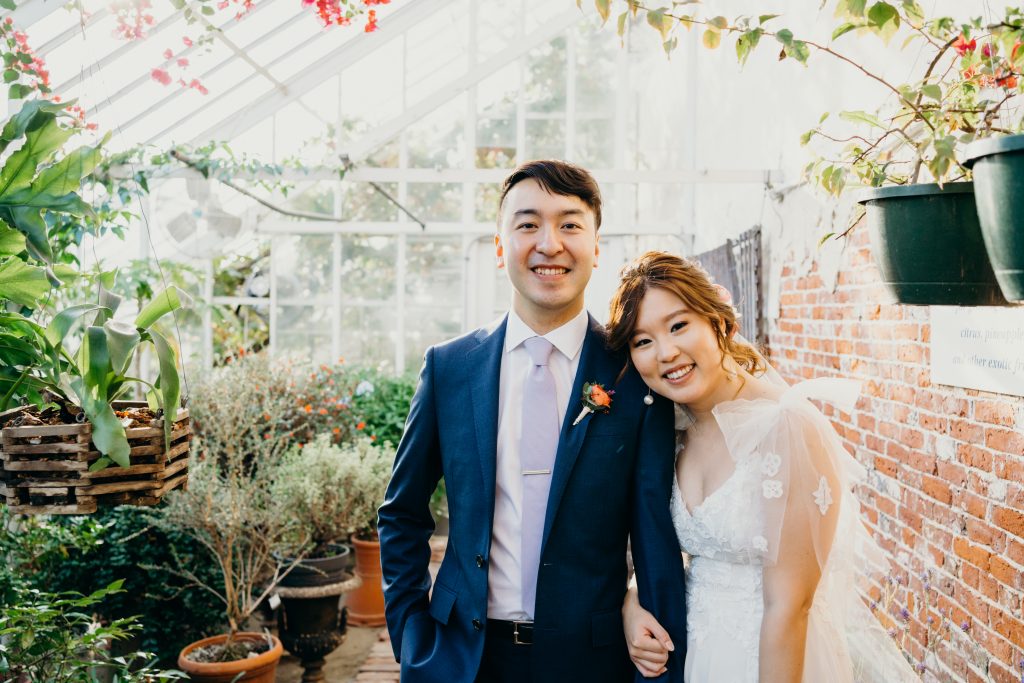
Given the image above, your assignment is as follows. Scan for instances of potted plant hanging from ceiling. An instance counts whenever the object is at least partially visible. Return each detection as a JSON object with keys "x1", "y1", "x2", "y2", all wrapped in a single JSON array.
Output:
[
  {"x1": 0, "y1": 99, "x2": 192, "y2": 514},
  {"x1": 606, "y1": 0, "x2": 1024, "y2": 305}
]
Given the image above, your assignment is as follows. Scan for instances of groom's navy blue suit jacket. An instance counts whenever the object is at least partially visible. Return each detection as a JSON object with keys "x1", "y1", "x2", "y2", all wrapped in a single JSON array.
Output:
[{"x1": 378, "y1": 314, "x2": 687, "y2": 683}]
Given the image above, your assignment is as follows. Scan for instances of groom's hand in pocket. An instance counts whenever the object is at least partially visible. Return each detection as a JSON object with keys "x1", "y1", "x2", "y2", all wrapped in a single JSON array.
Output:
[{"x1": 623, "y1": 589, "x2": 673, "y2": 677}]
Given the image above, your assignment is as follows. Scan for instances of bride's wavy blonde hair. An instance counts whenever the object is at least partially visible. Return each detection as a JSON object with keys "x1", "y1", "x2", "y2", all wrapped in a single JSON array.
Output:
[{"x1": 606, "y1": 251, "x2": 767, "y2": 377}]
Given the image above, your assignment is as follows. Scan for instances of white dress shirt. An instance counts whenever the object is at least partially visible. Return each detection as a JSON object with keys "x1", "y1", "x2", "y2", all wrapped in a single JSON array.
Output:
[{"x1": 487, "y1": 307, "x2": 589, "y2": 620}]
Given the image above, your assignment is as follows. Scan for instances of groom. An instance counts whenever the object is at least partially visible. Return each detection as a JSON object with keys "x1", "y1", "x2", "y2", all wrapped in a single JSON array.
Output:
[{"x1": 378, "y1": 160, "x2": 686, "y2": 683}]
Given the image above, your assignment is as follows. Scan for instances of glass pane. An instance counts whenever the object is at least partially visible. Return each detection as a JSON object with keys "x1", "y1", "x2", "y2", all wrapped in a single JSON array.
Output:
[
  {"x1": 523, "y1": 37, "x2": 566, "y2": 113},
  {"x1": 574, "y1": 21, "x2": 617, "y2": 115},
  {"x1": 275, "y1": 305, "x2": 332, "y2": 363},
  {"x1": 406, "y1": 94, "x2": 466, "y2": 169},
  {"x1": 476, "y1": 183, "x2": 501, "y2": 223},
  {"x1": 341, "y1": 235, "x2": 396, "y2": 302},
  {"x1": 476, "y1": 117, "x2": 516, "y2": 169},
  {"x1": 405, "y1": 235, "x2": 461, "y2": 303},
  {"x1": 404, "y1": 306, "x2": 462, "y2": 372},
  {"x1": 341, "y1": 305, "x2": 396, "y2": 368},
  {"x1": 575, "y1": 118, "x2": 614, "y2": 168},
  {"x1": 284, "y1": 181, "x2": 336, "y2": 215},
  {"x1": 525, "y1": 118, "x2": 565, "y2": 160},
  {"x1": 406, "y1": 183, "x2": 462, "y2": 222},
  {"x1": 273, "y1": 235, "x2": 333, "y2": 300},
  {"x1": 342, "y1": 183, "x2": 399, "y2": 222}
]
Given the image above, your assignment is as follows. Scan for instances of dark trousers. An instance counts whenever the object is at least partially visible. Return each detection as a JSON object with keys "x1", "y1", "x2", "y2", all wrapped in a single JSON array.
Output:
[{"x1": 474, "y1": 627, "x2": 532, "y2": 683}]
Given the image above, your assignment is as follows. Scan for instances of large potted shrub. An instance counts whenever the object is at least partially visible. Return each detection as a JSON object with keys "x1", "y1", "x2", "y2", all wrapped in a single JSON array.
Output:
[
  {"x1": 270, "y1": 434, "x2": 393, "y2": 680},
  {"x1": 606, "y1": 0, "x2": 1024, "y2": 305},
  {"x1": 151, "y1": 353, "x2": 306, "y2": 683}
]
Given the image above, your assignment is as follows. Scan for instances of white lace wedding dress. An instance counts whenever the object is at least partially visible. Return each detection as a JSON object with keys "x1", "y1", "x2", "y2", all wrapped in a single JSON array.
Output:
[{"x1": 669, "y1": 378, "x2": 920, "y2": 683}]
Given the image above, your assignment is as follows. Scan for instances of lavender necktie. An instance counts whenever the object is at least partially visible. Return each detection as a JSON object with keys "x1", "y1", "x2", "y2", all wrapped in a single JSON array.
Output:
[{"x1": 520, "y1": 336, "x2": 559, "y2": 619}]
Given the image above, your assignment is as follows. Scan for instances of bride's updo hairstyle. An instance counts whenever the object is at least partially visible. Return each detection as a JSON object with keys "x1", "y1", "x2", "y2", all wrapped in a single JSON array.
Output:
[{"x1": 606, "y1": 250, "x2": 766, "y2": 377}]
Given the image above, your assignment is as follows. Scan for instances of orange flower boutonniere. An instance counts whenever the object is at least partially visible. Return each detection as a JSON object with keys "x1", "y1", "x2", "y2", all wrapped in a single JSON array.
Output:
[{"x1": 572, "y1": 382, "x2": 613, "y2": 426}]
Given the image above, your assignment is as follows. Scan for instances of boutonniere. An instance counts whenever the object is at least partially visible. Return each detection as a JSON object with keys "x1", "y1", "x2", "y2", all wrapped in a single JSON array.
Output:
[{"x1": 572, "y1": 382, "x2": 613, "y2": 426}]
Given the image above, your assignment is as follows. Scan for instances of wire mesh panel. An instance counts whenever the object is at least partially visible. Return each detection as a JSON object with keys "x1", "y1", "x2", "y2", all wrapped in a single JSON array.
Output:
[{"x1": 694, "y1": 226, "x2": 762, "y2": 344}]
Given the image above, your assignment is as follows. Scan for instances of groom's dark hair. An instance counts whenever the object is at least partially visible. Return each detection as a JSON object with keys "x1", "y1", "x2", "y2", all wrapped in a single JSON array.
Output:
[{"x1": 498, "y1": 159, "x2": 603, "y2": 230}]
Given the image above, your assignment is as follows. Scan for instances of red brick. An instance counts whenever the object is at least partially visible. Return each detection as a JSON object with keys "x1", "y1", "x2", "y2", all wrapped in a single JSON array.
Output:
[
  {"x1": 994, "y1": 507, "x2": 1024, "y2": 539},
  {"x1": 957, "y1": 443, "x2": 992, "y2": 471},
  {"x1": 950, "y1": 419, "x2": 984, "y2": 443},
  {"x1": 974, "y1": 399, "x2": 1016, "y2": 427},
  {"x1": 966, "y1": 518, "x2": 995, "y2": 547},
  {"x1": 986, "y1": 427, "x2": 1024, "y2": 455},
  {"x1": 990, "y1": 555, "x2": 1023, "y2": 590},
  {"x1": 994, "y1": 454, "x2": 1024, "y2": 482},
  {"x1": 991, "y1": 612, "x2": 1024, "y2": 649},
  {"x1": 953, "y1": 536, "x2": 991, "y2": 570},
  {"x1": 922, "y1": 476, "x2": 953, "y2": 504},
  {"x1": 936, "y1": 461, "x2": 968, "y2": 487},
  {"x1": 874, "y1": 455, "x2": 898, "y2": 478}
]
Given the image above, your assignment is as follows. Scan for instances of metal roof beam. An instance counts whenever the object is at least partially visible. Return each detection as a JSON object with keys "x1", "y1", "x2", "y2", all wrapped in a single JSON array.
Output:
[
  {"x1": 342, "y1": 5, "x2": 581, "y2": 161},
  {"x1": 184, "y1": 0, "x2": 448, "y2": 146}
]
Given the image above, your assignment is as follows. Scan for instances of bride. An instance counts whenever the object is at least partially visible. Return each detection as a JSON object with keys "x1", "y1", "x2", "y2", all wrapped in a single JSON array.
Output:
[{"x1": 606, "y1": 251, "x2": 919, "y2": 682}]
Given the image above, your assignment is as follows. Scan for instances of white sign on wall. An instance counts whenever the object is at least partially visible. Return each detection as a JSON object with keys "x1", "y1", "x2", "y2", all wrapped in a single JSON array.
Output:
[{"x1": 931, "y1": 306, "x2": 1024, "y2": 397}]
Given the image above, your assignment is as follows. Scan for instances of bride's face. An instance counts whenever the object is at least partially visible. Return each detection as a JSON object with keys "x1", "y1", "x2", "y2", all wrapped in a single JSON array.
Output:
[{"x1": 628, "y1": 286, "x2": 731, "y2": 410}]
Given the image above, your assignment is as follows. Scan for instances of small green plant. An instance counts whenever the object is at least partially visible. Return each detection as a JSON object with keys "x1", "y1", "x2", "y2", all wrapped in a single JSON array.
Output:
[{"x1": 0, "y1": 578, "x2": 186, "y2": 683}]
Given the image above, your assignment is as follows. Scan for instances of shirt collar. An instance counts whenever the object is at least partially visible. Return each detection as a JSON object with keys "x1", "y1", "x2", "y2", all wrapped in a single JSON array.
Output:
[{"x1": 504, "y1": 308, "x2": 589, "y2": 361}]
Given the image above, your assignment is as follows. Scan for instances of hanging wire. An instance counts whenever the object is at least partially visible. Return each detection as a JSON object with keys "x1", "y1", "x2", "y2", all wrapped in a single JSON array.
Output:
[{"x1": 69, "y1": 0, "x2": 192, "y2": 406}]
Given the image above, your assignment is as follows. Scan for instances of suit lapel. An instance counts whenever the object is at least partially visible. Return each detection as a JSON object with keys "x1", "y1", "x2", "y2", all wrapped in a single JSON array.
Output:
[
  {"x1": 541, "y1": 315, "x2": 617, "y2": 551},
  {"x1": 468, "y1": 316, "x2": 507, "y2": 519}
]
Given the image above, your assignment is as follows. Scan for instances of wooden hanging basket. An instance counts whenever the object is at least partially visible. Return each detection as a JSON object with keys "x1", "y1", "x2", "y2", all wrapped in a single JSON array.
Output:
[{"x1": 0, "y1": 401, "x2": 192, "y2": 515}]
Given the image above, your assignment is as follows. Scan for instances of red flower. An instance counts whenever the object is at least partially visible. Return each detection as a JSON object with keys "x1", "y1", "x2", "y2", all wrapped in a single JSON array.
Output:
[
  {"x1": 364, "y1": 9, "x2": 378, "y2": 32},
  {"x1": 953, "y1": 34, "x2": 976, "y2": 56},
  {"x1": 589, "y1": 384, "x2": 612, "y2": 407},
  {"x1": 150, "y1": 68, "x2": 172, "y2": 85},
  {"x1": 357, "y1": 421, "x2": 366, "y2": 430},
  {"x1": 982, "y1": 43, "x2": 994, "y2": 58}
]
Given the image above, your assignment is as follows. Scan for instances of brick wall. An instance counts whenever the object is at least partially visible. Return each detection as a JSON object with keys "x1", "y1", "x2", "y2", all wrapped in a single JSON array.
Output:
[{"x1": 769, "y1": 225, "x2": 1024, "y2": 682}]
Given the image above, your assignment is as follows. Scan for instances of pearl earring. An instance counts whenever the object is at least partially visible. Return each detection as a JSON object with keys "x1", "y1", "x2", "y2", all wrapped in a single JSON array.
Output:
[{"x1": 643, "y1": 389, "x2": 654, "y2": 406}]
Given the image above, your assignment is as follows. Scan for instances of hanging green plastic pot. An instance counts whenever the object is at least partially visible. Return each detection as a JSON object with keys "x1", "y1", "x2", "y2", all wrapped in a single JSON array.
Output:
[
  {"x1": 857, "y1": 182, "x2": 1006, "y2": 306},
  {"x1": 964, "y1": 134, "x2": 1024, "y2": 303}
]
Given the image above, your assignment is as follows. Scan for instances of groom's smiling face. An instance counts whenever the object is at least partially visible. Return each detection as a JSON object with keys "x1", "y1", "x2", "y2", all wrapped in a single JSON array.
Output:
[{"x1": 496, "y1": 178, "x2": 599, "y2": 330}]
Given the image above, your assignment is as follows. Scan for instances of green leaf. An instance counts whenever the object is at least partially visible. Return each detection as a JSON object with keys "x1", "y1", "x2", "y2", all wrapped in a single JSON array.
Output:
[
  {"x1": 840, "y1": 110, "x2": 885, "y2": 128},
  {"x1": 0, "y1": 257, "x2": 49, "y2": 307},
  {"x1": 4, "y1": 205, "x2": 51, "y2": 263},
  {"x1": 785, "y1": 40, "x2": 810, "y2": 64},
  {"x1": 0, "y1": 0, "x2": 16, "y2": 11},
  {"x1": 103, "y1": 320, "x2": 140, "y2": 377},
  {"x1": 708, "y1": 16, "x2": 728, "y2": 30},
  {"x1": 866, "y1": 1, "x2": 899, "y2": 41},
  {"x1": 594, "y1": 0, "x2": 610, "y2": 23},
  {"x1": 736, "y1": 28, "x2": 763, "y2": 64},
  {"x1": 832, "y1": 22, "x2": 860, "y2": 40},
  {"x1": 617, "y1": 11, "x2": 628, "y2": 37},
  {"x1": 3, "y1": 69, "x2": 18, "y2": 83},
  {"x1": 0, "y1": 222, "x2": 26, "y2": 256},
  {"x1": 134, "y1": 285, "x2": 191, "y2": 330},
  {"x1": 82, "y1": 326, "x2": 112, "y2": 397},
  {"x1": 702, "y1": 28, "x2": 721, "y2": 49},
  {"x1": 775, "y1": 28, "x2": 794, "y2": 45},
  {"x1": 7, "y1": 83, "x2": 30, "y2": 100},
  {"x1": 27, "y1": 142, "x2": 103, "y2": 201},
  {"x1": 75, "y1": 386, "x2": 129, "y2": 468},
  {"x1": 758, "y1": 14, "x2": 780, "y2": 25},
  {"x1": 45, "y1": 303, "x2": 107, "y2": 347},
  {"x1": 0, "y1": 99, "x2": 68, "y2": 156},
  {"x1": 149, "y1": 328, "x2": 181, "y2": 450},
  {"x1": 0, "y1": 109, "x2": 75, "y2": 200},
  {"x1": 800, "y1": 129, "x2": 815, "y2": 145},
  {"x1": 921, "y1": 84, "x2": 942, "y2": 101},
  {"x1": 200, "y1": 4, "x2": 214, "y2": 14},
  {"x1": 646, "y1": 9, "x2": 673, "y2": 41},
  {"x1": 838, "y1": 0, "x2": 867, "y2": 18}
]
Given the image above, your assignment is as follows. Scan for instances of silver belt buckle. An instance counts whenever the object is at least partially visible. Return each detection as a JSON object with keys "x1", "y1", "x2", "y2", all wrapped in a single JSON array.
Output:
[{"x1": 512, "y1": 620, "x2": 531, "y2": 645}]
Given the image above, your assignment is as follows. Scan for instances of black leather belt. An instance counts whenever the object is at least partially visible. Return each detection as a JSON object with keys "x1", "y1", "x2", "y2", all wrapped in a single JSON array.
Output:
[{"x1": 487, "y1": 619, "x2": 534, "y2": 645}]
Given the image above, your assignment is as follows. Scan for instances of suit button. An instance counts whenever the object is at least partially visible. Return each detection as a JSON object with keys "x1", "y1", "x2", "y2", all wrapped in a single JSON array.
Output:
[
  {"x1": 472, "y1": 618, "x2": 483, "y2": 631},
  {"x1": 475, "y1": 554, "x2": 485, "y2": 568}
]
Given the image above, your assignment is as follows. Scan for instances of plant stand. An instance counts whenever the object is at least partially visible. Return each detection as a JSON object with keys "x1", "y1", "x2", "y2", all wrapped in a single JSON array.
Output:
[
  {"x1": 0, "y1": 402, "x2": 191, "y2": 514},
  {"x1": 275, "y1": 574, "x2": 362, "y2": 683}
]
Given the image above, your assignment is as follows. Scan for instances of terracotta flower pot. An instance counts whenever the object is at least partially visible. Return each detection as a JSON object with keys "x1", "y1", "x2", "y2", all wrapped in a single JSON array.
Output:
[
  {"x1": 346, "y1": 535, "x2": 386, "y2": 626},
  {"x1": 177, "y1": 632, "x2": 283, "y2": 683}
]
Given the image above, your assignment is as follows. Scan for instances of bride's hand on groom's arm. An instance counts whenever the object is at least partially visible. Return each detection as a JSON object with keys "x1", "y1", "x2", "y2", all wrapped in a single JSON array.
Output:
[{"x1": 622, "y1": 586, "x2": 674, "y2": 678}]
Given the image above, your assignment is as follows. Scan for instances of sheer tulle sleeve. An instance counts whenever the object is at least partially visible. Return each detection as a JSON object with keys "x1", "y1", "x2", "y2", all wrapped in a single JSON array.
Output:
[{"x1": 712, "y1": 377, "x2": 919, "y2": 682}]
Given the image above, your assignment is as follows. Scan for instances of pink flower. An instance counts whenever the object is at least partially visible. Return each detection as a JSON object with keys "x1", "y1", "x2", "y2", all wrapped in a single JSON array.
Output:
[
  {"x1": 163, "y1": 48, "x2": 173, "y2": 59},
  {"x1": 182, "y1": 36, "x2": 193, "y2": 47},
  {"x1": 982, "y1": 43, "x2": 994, "y2": 58},
  {"x1": 150, "y1": 68, "x2": 172, "y2": 85},
  {"x1": 177, "y1": 57, "x2": 189, "y2": 66}
]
